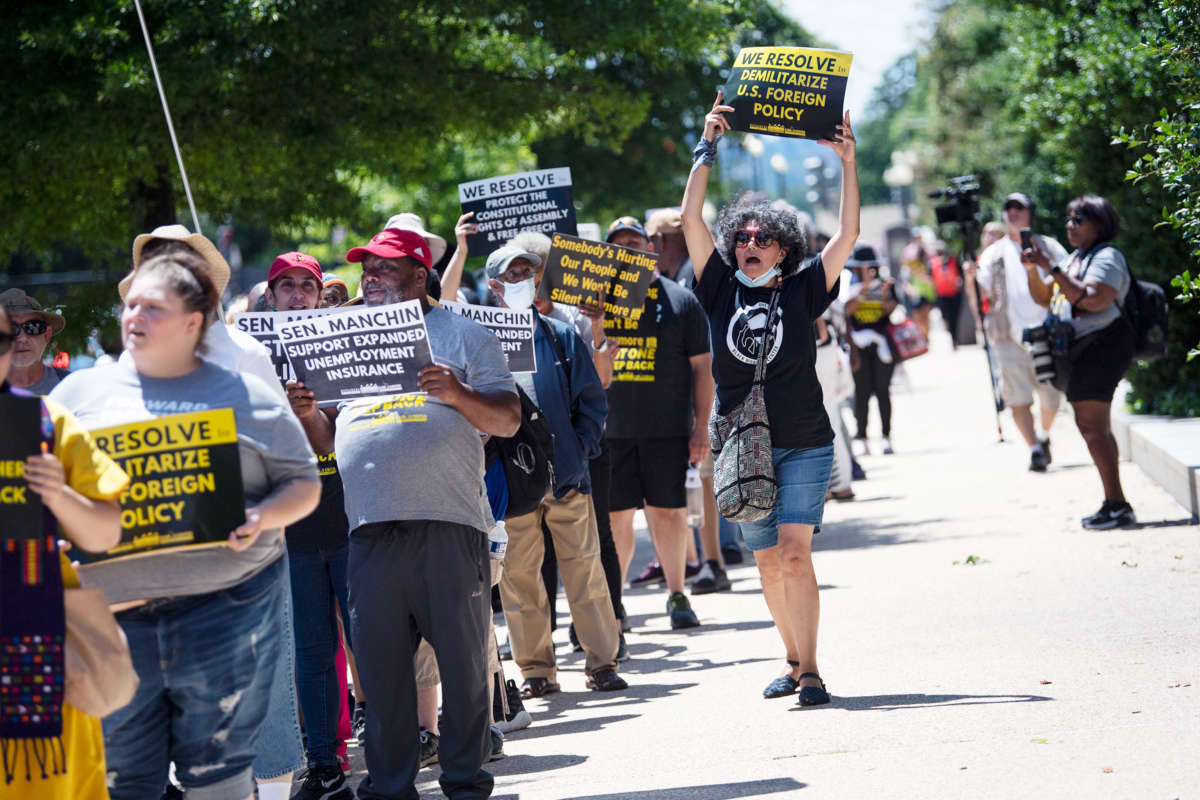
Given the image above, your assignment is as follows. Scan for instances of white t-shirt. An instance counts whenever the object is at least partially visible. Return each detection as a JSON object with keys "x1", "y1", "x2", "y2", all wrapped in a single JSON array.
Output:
[{"x1": 978, "y1": 234, "x2": 1068, "y2": 342}]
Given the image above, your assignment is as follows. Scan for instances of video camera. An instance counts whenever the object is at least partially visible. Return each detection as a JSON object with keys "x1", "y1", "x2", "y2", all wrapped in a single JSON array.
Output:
[{"x1": 928, "y1": 175, "x2": 981, "y2": 226}]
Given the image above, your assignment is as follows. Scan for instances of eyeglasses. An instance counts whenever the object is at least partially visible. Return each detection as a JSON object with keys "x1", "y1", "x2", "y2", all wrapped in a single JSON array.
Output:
[
  {"x1": 734, "y1": 230, "x2": 777, "y2": 249},
  {"x1": 0, "y1": 331, "x2": 13, "y2": 355},
  {"x1": 12, "y1": 320, "x2": 49, "y2": 336},
  {"x1": 1064, "y1": 214, "x2": 1086, "y2": 226}
]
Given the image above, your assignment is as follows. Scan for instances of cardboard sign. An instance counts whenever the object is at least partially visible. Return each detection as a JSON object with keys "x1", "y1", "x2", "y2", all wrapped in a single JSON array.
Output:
[
  {"x1": 441, "y1": 301, "x2": 537, "y2": 373},
  {"x1": 459, "y1": 168, "x2": 578, "y2": 257},
  {"x1": 540, "y1": 233, "x2": 657, "y2": 322},
  {"x1": 231, "y1": 309, "x2": 341, "y2": 384},
  {"x1": 81, "y1": 409, "x2": 245, "y2": 562},
  {"x1": 277, "y1": 300, "x2": 434, "y2": 403},
  {"x1": 722, "y1": 46, "x2": 853, "y2": 140},
  {"x1": 0, "y1": 395, "x2": 43, "y2": 539}
]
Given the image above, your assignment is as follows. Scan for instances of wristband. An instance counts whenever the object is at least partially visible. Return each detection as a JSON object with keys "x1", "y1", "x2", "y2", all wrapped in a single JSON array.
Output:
[
  {"x1": 692, "y1": 135, "x2": 720, "y2": 170},
  {"x1": 591, "y1": 336, "x2": 608, "y2": 352}
]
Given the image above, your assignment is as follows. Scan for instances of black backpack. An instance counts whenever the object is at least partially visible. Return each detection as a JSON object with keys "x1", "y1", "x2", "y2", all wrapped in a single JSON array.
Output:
[
  {"x1": 485, "y1": 384, "x2": 555, "y2": 519},
  {"x1": 1083, "y1": 245, "x2": 1168, "y2": 362}
]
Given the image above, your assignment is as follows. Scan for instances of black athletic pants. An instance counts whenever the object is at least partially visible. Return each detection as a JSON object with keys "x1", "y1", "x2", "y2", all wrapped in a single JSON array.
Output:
[
  {"x1": 349, "y1": 520, "x2": 493, "y2": 800},
  {"x1": 853, "y1": 344, "x2": 896, "y2": 439}
]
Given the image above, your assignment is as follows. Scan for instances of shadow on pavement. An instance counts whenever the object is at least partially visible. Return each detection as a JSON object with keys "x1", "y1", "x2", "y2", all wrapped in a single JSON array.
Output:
[
  {"x1": 1126, "y1": 517, "x2": 1198, "y2": 529},
  {"x1": 557, "y1": 777, "x2": 806, "y2": 800},
  {"x1": 821, "y1": 692, "x2": 1053, "y2": 711},
  {"x1": 814, "y1": 516, "x2": 946, "y2": 552},
  {"x1": 555, "y1": 681, "x2": 699, "y2": 711},
  {"x1": 506, "y1": 713, "x2": 639, "y2": 740},
  {"x1": 483, "y1": 752, "x2": 589, "y2": 777}
]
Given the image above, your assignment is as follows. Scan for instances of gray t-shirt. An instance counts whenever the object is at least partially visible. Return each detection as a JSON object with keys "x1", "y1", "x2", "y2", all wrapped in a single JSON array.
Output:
[
  {"x1": 1063, "y1": 245, "x2": 1130, "y2": 337},
  {"x1": 49, "y1": 360, "x2": 318, "y2": 604},
  {"x1": 335, "y1": 307, "x2": 516, "y2": 534},
  {"x1": 24, "y1": 366, "x2": 64, "y2": 396}
]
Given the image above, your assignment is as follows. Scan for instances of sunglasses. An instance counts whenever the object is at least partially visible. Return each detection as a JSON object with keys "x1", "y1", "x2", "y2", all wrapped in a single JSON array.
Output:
[
  {"x1": 1064, "y1": 214, "x2": 1087, "y2": 226},
  {"x1": 733, "y1": 230, "x2": 777, "y2": 249},
  {"x1": 12, "y1": 319, "x2": 49, "y2": 336},
  {"x1": 0, "y1": 331, "x2": 13, "y2": 355}
]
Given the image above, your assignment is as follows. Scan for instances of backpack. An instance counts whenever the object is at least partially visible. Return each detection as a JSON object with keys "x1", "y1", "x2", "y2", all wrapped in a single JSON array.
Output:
[
  {"x1": 485, "y1": 384, "x2": 555, "y2": 519},
  {"x1": 1085, "y1": 245, "x2": 1168, "y2": 362}
]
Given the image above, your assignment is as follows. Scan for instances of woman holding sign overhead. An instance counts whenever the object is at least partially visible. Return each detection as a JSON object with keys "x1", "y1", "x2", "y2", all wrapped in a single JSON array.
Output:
[
  {"x1": 50, "y1": 249, "x2": 320, "y2": 800},
  {"x1": 681, "y1": 90, "x2": 859, "y2": 707}
]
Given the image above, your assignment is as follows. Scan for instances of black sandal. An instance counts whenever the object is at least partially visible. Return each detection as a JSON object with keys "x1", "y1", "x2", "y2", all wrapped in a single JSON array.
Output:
[
  {"x1": 763, "y1": 660, "x2": 801, "y2": 699},
  {"x1": 797, "y1": 672, "x2": 831, "y2": 706}
]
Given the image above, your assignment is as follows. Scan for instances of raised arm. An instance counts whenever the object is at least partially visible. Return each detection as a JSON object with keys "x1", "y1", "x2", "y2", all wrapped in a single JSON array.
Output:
[
  {"x1": 817, "y1": 111, "x2": 861, "y2": 292},
  {"x1": 681, "y1": 91, "x2": 734, "y2": 284},
  {"x1": 1020, "y1": 241, "x2": 1059, "y2": 308},
  {"x1": 439, "y1": 212, "x2": 477, "y2": 301}
]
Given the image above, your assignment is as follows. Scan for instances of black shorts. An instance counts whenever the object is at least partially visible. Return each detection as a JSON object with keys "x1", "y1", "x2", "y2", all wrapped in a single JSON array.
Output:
[
  {"x1": 608, "y1": 436, "x2": 689, "y2": 511},
  {"x1": 1066, "y1": 318, "x2": 1135, "y2": 404}
]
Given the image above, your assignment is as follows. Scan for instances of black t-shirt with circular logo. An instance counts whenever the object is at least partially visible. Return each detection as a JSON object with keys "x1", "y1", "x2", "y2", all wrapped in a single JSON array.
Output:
[{"x1": 694, "y1": 250, "x2": 836, "y2": 450}]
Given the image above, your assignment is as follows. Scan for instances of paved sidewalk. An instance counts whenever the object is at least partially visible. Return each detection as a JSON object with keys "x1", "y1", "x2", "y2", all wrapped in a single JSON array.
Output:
[{"x1": 364, "y1": 337, "x2": 1197, "y2": 799}]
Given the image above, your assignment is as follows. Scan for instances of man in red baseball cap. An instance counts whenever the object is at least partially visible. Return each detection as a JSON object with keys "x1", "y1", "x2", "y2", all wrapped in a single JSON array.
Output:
[
  {"x1": 345, "y1": 228, "x2": 432, "y2": 307},
  {"x1": 266, "y1": 251, "x2": 324, "y2": 312}
]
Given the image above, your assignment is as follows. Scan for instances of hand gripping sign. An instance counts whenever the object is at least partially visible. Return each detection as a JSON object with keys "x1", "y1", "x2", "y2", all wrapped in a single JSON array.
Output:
[{"x1": 722, "y1": 46, "x2": 853, "y2": 140}]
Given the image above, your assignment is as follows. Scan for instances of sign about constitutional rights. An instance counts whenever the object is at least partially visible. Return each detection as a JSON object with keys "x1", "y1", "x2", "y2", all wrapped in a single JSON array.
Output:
[
  {"x1": 277, "y1": 300, "x2": 434, "y2": 403},
  {"x1": 459, "y1": 168, "x2": 578, "y2": 257},
  {"x1": 722, "y1": 46, "x2": 853, "y2": 140},
  {"x1": 540, "y1": 233, "x2": 658, "y2": 321},
  {"x1": 441, "y1": 301, "x2": 537, "y2": 373},
  {"x1": 81, "y1": 409, "x2": 245, "y2": 562},
  {"x1": 0, "y1": 395, "x2": 44, "y2": 539},
  {"x1": 232, "y1": 309, "x2": 341, "y2": 384}
]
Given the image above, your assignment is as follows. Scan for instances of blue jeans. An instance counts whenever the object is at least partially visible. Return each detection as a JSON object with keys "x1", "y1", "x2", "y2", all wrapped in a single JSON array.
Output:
[
  {"x1": 288, "y1": 543, "x2": 352, "y2": 767},
  {"x1": 103, "y1": 557, "x2": 285, "y2": 800},
  {"x1": 253, "y1": 557, "x2": 304, "y2": 778},
  {"x1": 738, "y1": 445, "x2": 834, "y2": 551}
]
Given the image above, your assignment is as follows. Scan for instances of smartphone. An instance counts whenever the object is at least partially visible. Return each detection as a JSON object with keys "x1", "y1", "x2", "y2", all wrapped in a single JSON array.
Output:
[{"x1": 1019, "y1": 228, "x2": 1034, "y2": 250}]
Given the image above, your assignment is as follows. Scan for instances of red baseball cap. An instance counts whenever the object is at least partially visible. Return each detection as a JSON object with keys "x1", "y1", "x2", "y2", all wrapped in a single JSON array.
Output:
[
  {"x1": 345, "y1": 228, "x2": 432, "y2": 269},
  {"x1": 269, "y1": 251, "x2": 323, "y2": 283}
]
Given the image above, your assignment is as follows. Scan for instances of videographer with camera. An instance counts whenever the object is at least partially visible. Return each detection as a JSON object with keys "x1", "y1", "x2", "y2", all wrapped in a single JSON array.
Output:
[
  {"x1": 971, "y1": 193, "x2": 1068, "y2": 472},
  {"x1": 1022, "y1": 194, "x2": 1136, "y2": 529}
]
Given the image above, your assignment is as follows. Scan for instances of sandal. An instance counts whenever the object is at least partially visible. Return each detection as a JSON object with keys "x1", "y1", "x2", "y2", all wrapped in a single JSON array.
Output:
[
  {"x1": 520, "y1": 677, "x2": 561, "y2": 699},
  {"x1": 763, "y1": 660, "x2": 801, "y2": 699},
  {"x1": 797, "y1": 672, "x2": 831, "y2": 706}
]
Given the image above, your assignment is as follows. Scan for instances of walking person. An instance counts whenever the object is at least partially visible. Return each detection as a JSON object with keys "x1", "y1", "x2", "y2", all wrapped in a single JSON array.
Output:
[
  {"x1": 679, "y1": 92, "x2": 860, "y2": 705},
  {"x1": 844, "y1": 246, "x2": 899, "y2": 455}
]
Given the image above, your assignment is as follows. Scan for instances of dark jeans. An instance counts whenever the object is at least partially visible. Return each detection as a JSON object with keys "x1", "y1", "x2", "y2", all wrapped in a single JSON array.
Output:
[
  {"x1": 854, "y1": 344, "x2": 895, "y2": 438},
  {"x1": 289, "y1": 542, "x2": 351, "y2": 767},
  {"x1": 349, "y1": 521, "x2": 493, "y2": 800},
  {"x1": 937, "y1": 294, "x2": 963, "y2": 347},
  {"x1": 103, "y1": 557, "x2": 285, "y2": 800}
]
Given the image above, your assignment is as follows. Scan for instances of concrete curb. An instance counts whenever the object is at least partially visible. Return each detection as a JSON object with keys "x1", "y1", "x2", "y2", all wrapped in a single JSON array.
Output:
[{"x1": 1113, "y1": 383, "x2": 1200, "y2": 521}]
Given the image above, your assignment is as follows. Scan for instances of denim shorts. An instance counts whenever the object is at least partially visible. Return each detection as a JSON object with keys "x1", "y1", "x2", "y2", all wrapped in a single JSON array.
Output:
[{"x1": 738, "y1": 444, "x2": 834, "y2": 551}]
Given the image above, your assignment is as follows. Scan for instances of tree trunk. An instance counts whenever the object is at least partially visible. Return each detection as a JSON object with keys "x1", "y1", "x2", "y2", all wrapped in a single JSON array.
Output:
[{"x1": 135, "y1": 161, "x2": 176, "y2": 234}]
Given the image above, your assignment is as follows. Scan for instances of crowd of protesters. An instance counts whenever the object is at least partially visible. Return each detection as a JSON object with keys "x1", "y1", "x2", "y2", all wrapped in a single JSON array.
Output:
[{"x1": 0, "y1": 83, "x2": 1147, "y2": 800}]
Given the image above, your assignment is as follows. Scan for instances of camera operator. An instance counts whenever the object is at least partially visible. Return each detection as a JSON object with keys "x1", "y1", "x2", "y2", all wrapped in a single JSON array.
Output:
[
  {"x1": 971, "y1": 193, "x2": 1068, "y2": 472},
  {"x1": 1023, "y1": 195, "x2": 1136, "y2": 529}
]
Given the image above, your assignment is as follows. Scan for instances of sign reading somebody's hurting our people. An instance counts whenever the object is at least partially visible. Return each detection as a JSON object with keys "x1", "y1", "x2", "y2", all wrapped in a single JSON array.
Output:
[
  {"x1": 0, "y1": 395, "x2": 44, "y2": 538},
  {"x1": 722, "y1": 46, "x2": 853, "y2": 140},
  {"x1": 232, "y1": 308, "x2": 341, "y2": 385},
  {"x1": 441, "y1": 301, "x2": 537, "y2": 373},
  {"x1": 540, "y1": 233, "x2": 657, "y2": 322},
  {"x1": 459, "y1": 168, "x2": 578, "y2": 257},
  {"x1": 81, "y1": 409, "x2": 245, "y2": 562},
  {"x1": 276, "y1": 300, "x2": 434, "y2": 403}
]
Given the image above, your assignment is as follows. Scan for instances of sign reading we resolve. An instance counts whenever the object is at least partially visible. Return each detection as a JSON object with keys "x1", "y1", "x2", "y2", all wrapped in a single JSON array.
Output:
[
  {"x1": 459, "y1": 168, "x2": 578, "y2": 257},
  {"x1": 81, "y1": 409, "x2": 245, "y2": 562},
  {"x1": 441, "y1": 301, "x2": 537, "y2": 373},
  {"x1": 232, "y1": 308, "x2": 341, "y2": 385},
  {"x1": 722, "y1": 46, "x2": 853, "y2": 140},
  {"x1": 277, "y1": 300, "x2": 434, "y2": 404},
  {"x1": 0, "y1": 395, "x2": 44, "y2": 539},
  {"x1": 540, "y1": 233, "x2": 657, "y2": 322}
]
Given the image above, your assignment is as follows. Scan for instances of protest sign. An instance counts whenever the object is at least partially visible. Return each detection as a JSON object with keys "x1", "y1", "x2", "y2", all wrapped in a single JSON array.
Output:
[
  {"x1": 232, "y1": 308, "x2": 341, "y2": 384},
  {"x1": 459, "y1": 168, "x2": 578, "y2": 257},
  {"x1": 540, "y1": 233, "x2": 658, "y2": 322},
  {"x1": 721, "y1": 46, "x2": 853, "y2": 140},
  {"x1": 81, "y1": 409, "x2": 245, "y2": 562},
  {"x1": 441, "y1": 300, "x2": 537, "y2": 373},
  {"x1": 277, "y1": 300, "x2": 434, "y2": 403},
  {"x1": 0, "y1": 395, "x2": 43, "y2": 539}
]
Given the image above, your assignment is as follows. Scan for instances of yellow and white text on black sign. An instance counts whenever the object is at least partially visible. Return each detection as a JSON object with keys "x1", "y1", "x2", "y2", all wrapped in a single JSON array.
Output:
[{"x1": 722, "y1": 47, "x2": 853, "y2": 140}]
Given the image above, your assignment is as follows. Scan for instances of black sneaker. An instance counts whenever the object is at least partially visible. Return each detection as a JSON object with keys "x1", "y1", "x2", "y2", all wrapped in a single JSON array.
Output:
[
  {"x1": 293, "y1": 764, "x2": 353, "y2": 800},
  {"x1": 352, "y1": 702, "x2": 366, "y2": 746},
  {"x1": 630, "y1": 560, "x2": 665, "y2": 586},
  {"x1": 667, "y1": 591, "x2": 700, "y2": 629},
  {"x1": 616, "y1": 633, "x2": 630, "y2": 662},
  {"x1": 1029, "y1": 445, "x2": 1049, "y2": 472},
  {"x1": 691, "y1": 560, "x2": 731, "y2": 595},
  {"x1": 418, "y1": 728, "x2": 439, "y2": 768},
  {"x1": 495, "y1": 679, "x2": 532, "y2": 733},
  {"x1": 720, "y1": 544, "x2": 744, "y2": 565},
  {"x1": 1041, "y1": 437, "x2": 1052, "y2": 465},
  {"x1": 1082, "y1": 500, "x2": 1136, "y2": 530},
  {"x1": 568, "y1": 623, "x2": 582, "y2": 652},
  {"x1": 488, "y1": 724, "x2": 506, "y2": 761}
]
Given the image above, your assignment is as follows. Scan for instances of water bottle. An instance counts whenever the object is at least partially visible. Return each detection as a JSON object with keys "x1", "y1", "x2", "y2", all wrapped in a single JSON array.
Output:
[
  {"x1": 685, "y1": 466, "x2": 703, "y2": 527},
  {"x1": 488, "y1": 521, "x2": 508, "y2": 561}
]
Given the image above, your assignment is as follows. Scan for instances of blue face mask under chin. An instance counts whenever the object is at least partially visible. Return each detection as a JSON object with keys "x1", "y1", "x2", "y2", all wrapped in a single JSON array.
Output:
[{"x1": 735, "y1": 266, "x2": 780, "y2": 288}]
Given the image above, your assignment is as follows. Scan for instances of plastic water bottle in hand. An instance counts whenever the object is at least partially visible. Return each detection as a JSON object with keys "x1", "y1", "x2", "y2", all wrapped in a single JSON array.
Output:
[{"x1": 488, "y1": 521, "x2": 508, "y2": 561}]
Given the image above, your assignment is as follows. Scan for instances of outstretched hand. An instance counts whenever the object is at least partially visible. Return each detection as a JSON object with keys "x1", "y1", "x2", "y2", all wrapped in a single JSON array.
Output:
[
  {"x1": 704, "y1": 90, "x2": 735, "y2": 143},
  {"x1": 818, "y1": 110, "x2": 856, "y2": 162},
  {"x1": 454, "y1": 212, "x2": 478, "y2": 249}
]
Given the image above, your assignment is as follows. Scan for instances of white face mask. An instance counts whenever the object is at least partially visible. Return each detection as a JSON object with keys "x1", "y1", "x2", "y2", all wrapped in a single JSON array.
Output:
[{"x1": 501, "y1": 277, "x2": 536, "y2": 310}]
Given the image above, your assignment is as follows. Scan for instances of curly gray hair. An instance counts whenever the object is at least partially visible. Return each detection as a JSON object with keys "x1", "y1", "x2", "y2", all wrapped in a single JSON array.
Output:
[{"x1": 714, "y1": 200, "x2": 810, "y2": 276}]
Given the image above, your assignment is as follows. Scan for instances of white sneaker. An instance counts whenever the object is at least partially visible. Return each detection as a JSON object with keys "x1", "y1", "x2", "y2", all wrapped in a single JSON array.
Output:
[{"x1": 881, "y1": 438, "x2": 894, "y2": 455}]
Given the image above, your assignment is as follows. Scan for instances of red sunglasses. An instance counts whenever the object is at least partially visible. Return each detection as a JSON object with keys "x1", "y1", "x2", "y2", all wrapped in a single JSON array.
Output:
[{"x1": 733, "y1": 230, "x2": 776, "y2": 249}]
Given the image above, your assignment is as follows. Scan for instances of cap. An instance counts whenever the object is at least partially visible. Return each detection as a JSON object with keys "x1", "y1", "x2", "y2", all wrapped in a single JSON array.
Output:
[
  {"x1": 485, "y1": 245, "x2": 542, "y2": 280},
  {"x1": 383, "y1": 212, "x2": 447, "y2": 265},
  {"x1": 845, "y1": 244, "x2": 882, "y2": 268},
  {"x1": 644, "y1": 208, "x2": 683, "y2": 237},
  {"x1": 0, "y1": 289, "x2": 66, "y2": 335},
  {"x1": 605, "y1": 216, "x2": 649, "y2": 243},
  {"x1": 323, "y1": 275, "x2": 348, "y2": 290},
  {"x1": 1003, "y1": 192, "x2": 1034, "y2": 210},
  {"x1": 121, "y1": 225, "x2": 232, "y2": 300},
  {"x1": 345, "y1": 228, "x2": 433, "y2": 268},
  {"x1": 268, "y1": 251, "x2": 323, "y2": 284}
]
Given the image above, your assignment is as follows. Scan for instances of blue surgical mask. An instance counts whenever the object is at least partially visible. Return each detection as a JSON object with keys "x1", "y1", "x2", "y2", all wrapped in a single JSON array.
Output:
[{"x1": 735, "y1": 266, "x2": 780, "y2": 288}]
